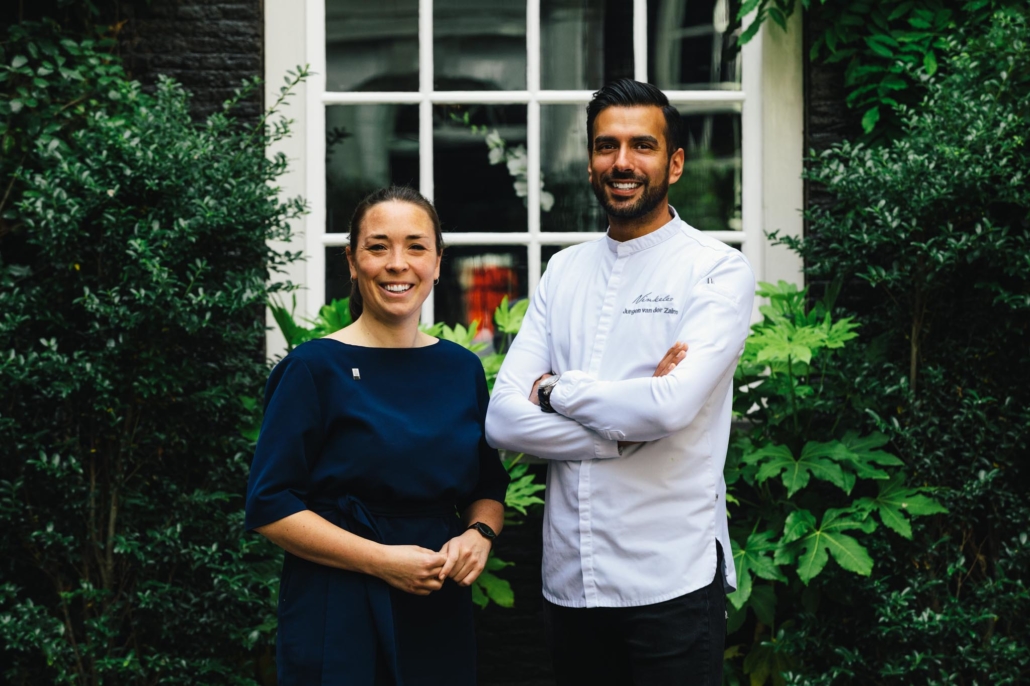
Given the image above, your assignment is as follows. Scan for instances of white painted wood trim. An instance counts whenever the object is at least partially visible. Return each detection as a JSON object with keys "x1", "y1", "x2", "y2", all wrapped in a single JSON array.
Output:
[
  {"x1": 320, "y1": 231, "x2": 745, "y2": 247},
  {"x1": 305, "y1": 0, "x2": 328, "y2": 322}
]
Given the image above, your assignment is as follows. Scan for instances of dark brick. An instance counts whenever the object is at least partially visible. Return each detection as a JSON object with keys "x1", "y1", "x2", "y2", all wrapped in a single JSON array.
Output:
[{"x1": 114, "y1": 0, "x2": 264, "y2": 120}]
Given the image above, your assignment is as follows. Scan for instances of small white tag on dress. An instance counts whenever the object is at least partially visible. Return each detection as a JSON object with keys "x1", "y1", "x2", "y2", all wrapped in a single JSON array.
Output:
[{"x1": 352, "y1": 368, "x2": 361, "y2": 380}]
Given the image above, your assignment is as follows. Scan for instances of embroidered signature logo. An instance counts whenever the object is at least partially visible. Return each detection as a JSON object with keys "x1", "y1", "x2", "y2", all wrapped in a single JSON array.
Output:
[
  {"x1": 632, "y1": 292, "x2": 674, "y2": 304},
  {"x1": 624, "y1": 292, "x2": 678, "y2": 315}
]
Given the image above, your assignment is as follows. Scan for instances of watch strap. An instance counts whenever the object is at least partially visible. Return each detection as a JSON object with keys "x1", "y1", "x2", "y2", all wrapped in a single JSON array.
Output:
[{"x1": 466, "y1": 521, "x2": 497, "y2": 541}]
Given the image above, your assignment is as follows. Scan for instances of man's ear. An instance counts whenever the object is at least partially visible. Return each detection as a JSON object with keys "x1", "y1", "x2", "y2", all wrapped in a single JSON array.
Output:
[{"x1": 668, "y1": 147, "x2": 685, "y2": 185}]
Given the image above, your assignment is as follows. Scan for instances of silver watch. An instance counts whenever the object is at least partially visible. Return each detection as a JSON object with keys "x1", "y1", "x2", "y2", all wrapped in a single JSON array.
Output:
[{"x1": 537, "y1": 374, "x2": 561, "y2": 413}]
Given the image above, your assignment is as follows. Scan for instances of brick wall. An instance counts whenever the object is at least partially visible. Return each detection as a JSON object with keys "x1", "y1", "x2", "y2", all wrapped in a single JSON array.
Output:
[
  {"x1": 0, "y1": 0, "x2": 263, "y2": 120},
  {"x1": 116, "y1": 0, "x2": 263, "y2": 120}
]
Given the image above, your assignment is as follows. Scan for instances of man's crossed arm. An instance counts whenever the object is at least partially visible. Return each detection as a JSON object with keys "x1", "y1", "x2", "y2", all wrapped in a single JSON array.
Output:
[{"x1": 485, "y1": 255, "x2": 755, "y2": 460}]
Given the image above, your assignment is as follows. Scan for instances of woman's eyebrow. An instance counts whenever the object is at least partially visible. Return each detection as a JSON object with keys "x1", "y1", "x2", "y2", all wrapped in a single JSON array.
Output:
[{"x1": 365, "y1": 233, "x2": 430, "y2": 241}]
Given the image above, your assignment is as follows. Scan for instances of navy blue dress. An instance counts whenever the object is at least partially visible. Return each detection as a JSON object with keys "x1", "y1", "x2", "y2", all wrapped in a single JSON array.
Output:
[{"x1": 245, "y1": 338, "x2": 510, "y2": 686}]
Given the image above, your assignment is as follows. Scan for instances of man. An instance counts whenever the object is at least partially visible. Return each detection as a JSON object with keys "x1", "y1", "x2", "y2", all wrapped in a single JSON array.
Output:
[{"x1": 484, "y1": 79, "x2": 755, "y2": 685}]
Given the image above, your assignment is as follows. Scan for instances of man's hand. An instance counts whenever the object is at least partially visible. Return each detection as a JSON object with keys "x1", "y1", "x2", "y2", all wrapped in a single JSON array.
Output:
[
  {"x1": 528, "y1": 372, "x2": 553, "y2": 406},
  {"x1": 653, "y1": 342, "x2": 687, "y2": 378},
  {"x1": 438, "y1": 530, "x2": 493, "y2": 587},
  {"x1": 618, "y1": 342, "x2": 688, "y2": 450}
]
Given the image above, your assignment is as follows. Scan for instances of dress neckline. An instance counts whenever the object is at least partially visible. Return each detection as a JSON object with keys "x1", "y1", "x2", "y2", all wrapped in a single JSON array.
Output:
[{"x1": 315, "y1": 337, "x2": 442, "y2": 351}]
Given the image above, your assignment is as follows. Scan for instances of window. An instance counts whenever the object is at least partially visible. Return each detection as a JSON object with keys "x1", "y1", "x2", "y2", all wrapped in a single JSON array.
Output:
[{"x1": 296, "y1": 0, "x2": 775, "y2": 348}]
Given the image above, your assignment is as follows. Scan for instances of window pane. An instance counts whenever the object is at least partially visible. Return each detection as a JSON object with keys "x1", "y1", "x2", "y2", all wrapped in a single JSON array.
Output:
[
  {"x1": 434, "y1": 246, "x2": 528, "y2": 349},
  {"x1": 541, "y1": 0, "x2": 633, "y2": 90},
  {"x1": 669, "y1": 107, "x2": 742, "y2": 232},
  {"x1": 326, "y1": 0, "x2": 419, "y2": 92},
  {"x1": 540, "y1": 104, "x2": 606, "y2": 232},
  {"x1": 326, "y1": 104, "x2": 420, "y2": 234},
  {"x1": 433, "y1": 104, "x2": 528, "y2": 233},
  {"x1": 434, "y1": 0, "x2": 526, "y2": 90},
  {"x1": 648, "y1": 0, "x2": 743, "y2": 90},
  {"x1": 325, "y1": 247, "x2": 353, "y2": 305}
]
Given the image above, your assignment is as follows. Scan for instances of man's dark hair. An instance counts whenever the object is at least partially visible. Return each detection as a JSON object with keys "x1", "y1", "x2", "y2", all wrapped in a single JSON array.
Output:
[{"x1": 586, "y1": 79, "x2": 682, "y2": 156}]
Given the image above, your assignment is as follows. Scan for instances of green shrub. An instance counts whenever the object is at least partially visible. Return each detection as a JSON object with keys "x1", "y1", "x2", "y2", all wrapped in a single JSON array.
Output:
[
  {"x1": 0, "y1": 24, "x2": 306, "y2": 684},
  {"x1": 765, "y1": 8, "x2": 1030, "y2": 684},
  {"x1": 722, "y1": 280, "x2": 946, "y2": 685}
]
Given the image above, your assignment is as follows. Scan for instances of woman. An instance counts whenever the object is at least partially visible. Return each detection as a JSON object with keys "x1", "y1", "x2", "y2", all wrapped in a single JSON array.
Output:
[{"x1": 245, "y1": 186, "x2": 510, "y2": 685}]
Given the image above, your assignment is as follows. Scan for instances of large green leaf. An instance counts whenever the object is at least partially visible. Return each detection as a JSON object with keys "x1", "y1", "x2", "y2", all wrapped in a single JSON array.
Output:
[
  {"x1": 472, "y1": 570, "x2": 514, "y2": 608},
  {"x1": 504, "y1": 461, "x2": 546, "y2": 515},
  {"x1": 837, "y1": 431, "x2": 904, "y2": 480},
  {"x1": 493, "y1": 295, "x2": 528, "y2": 335},
  {"x1": 781, "y1": 508, "x2": 876, "y2": 584},
  {"x1": 749, "y1": 321, "x2": 827, "y2": 365},
  {"x1": 725, "y1": 527, "x2": 786, "y2": 609},
  {"x1": 746, "y1": 443, "x2": 848, "y2": 496},
  {"x1": 852, "y1": 472, "x2": 948, "y2": 538},
  {"x1": 728, "y1": 529, "x2": 787, "y2": 609}
]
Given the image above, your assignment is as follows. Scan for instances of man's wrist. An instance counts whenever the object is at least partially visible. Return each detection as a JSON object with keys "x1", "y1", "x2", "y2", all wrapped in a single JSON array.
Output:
[{"x1": 537, "y1": 374, "x2": 561, "y2": 413}]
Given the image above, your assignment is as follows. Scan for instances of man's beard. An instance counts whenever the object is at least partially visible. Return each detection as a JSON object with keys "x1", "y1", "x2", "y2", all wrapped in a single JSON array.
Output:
[{"x1": 590, "y1": 166, "x2": 670, "y2": 220}]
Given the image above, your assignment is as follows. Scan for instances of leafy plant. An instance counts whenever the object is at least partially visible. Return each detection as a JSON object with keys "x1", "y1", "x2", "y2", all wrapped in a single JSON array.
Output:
[
  {"x1": 752, "y1": 9, "x2": 1030, "y2": 684},
  {"x1": 737, "y1": 0, "x2": 1023, "y2": 138},
  {"x1": 0, "y1": 21, "x2": 308, "y2": 683},
  {"x1": 724, "y1": 281, "x2": 946, "y2": 685}
]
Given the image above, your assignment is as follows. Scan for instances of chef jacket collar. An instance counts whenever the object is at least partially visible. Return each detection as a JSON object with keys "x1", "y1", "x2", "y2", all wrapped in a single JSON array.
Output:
[{"x1": 605, "y1": 206, "x2": 681, "y2": 256}]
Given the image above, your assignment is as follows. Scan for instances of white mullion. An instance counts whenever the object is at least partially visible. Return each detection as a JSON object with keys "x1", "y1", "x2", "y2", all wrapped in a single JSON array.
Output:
[
  {"x1": 306, "y1": 0, "x2": 327, "y2": 318},
  {"x1": 321, "y1": 231, "x2": 744, "y2": 247},
  {"x1": 634, "y1": 0, "x2": 648, "y2": 82},
  {"x1": 419, "y1": 0, "x2": 435, "y2": 324},
  {"x1": 526, "y1": 0, "x2": 541, "y2": 294},
  {"x1": 321, "y1": 90, "x2": 746, "y2": 106},
  {"x1": 740, "y1": 13, "x2": 764, "y2": 322}
]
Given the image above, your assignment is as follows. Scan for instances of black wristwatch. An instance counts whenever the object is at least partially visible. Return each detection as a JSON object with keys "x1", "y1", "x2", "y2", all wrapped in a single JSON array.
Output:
[
  {"x1": 466, "y1": 522, "x2": 497, "y2": 542},
  {"x1": 537, "y1": 374, "x2": 561, "y2": 413}
]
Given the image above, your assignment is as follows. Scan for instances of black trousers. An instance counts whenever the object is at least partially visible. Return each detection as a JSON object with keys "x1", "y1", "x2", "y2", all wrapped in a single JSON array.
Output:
[{"x1": 544, "y1": 546, "x2": 726, "y2": 686}]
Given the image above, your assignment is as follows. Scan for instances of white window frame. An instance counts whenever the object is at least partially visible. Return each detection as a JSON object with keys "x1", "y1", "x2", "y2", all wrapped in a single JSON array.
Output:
[{"x1": 264, "y1": 0, "x2": 804, "y2": 352}]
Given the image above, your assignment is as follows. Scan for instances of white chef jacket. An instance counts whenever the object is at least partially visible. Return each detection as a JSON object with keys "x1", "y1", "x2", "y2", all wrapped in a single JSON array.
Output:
[{"x1": 485, "y1": 208, "x2": 755, "y2": 608}]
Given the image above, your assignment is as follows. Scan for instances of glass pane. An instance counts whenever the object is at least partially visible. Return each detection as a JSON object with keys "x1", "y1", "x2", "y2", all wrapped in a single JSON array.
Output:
[
  {"x1": 541, "y1": 0, "x2": 634, "y2": 90},
  {"x1": 540, "y1": 104, "x2": 607, "y2": 232},
  {"x1": 326, "y1": 0, "x2": 419, "y2": 92},
  {"x1": 433, "y1": 104, "x2": 527, "y2": 233},
  {"x1": 434, "y1": 0, "x2": 526, "y2": 90},
  {"x1": 325, "y1": 247, "x2": 353, "y2": 305},
  {"x1": 326, "y1": 104, "x2": 420, "y2": 234},
  {"x1": 434, "y1": 246, "x2": 528, "y2": 350},
  {"x1": 668, "y1": 108, "x2": 742, "y2": 232},
  {"x1": 648, "y1": 0, "x2": 743, "y2": 90}
]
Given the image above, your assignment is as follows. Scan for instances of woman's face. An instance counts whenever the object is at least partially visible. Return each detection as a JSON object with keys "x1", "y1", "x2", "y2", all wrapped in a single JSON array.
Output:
[{"x1": 347, "y1": 200, "x2": 442, "y2": 326}]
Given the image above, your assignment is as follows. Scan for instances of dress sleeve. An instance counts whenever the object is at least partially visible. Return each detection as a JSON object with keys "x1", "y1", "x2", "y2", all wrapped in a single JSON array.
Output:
[
  {"x1": 244, "y1": 356, "x2": 325, "y2": 532},
  {"x1": 458, "y1": 364, "x2": 511, "y2": 512}
]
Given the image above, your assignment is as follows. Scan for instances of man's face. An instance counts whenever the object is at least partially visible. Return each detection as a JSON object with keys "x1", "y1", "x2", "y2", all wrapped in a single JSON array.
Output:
[{"x1": 588, "y1": 106, "x2": 684, "y2": 220}]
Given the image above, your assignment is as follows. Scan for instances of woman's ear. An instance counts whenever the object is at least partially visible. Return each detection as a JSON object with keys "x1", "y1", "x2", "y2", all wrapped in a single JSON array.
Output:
[{"x1": 345, "y1": 246, "x2": 357, "y2": 280}]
